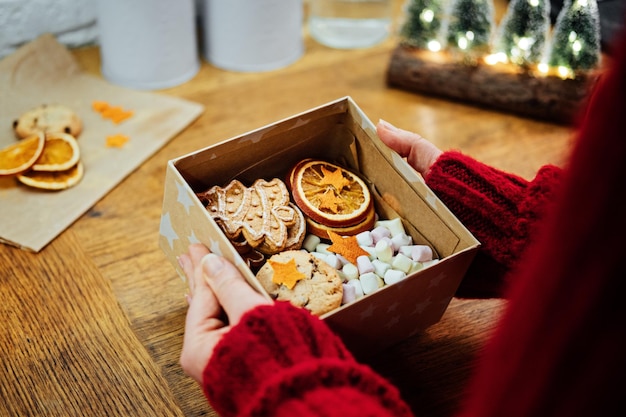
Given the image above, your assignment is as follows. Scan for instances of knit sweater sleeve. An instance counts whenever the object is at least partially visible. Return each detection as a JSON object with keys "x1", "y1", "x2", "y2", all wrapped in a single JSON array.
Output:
[
  {"x1": 202, "y1": 301, "x2": 414, "y2": 417},
  {"x1": 425, "y1": 151, "x2": 563, "y2": 297}
]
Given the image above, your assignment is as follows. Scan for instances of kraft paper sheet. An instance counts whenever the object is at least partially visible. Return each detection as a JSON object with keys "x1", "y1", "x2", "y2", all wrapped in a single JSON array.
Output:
[{"x1": 0, "y1": 34, "x2": 204, "y2": 252}]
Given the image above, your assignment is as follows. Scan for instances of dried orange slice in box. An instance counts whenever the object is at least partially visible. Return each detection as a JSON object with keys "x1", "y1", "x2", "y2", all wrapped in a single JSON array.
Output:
[
  {"x1": 0, "y1": 132, "x2": 45, "y2": 176},
  {"x1": 290, "y1": 159, "x2": 374, "y2": 228},
  {"x1": 305, "y1": 204, "x2": 376, "y2": 240},
  {"x1": 17, "y1": 161, "x2": 84, "y2": 191},
  {"x1": 31, "y1": 132, "x2": 80, "y2": 172}
]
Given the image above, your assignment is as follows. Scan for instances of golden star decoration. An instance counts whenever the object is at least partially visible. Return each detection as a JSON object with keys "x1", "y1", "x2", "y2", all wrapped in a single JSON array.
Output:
[
  {"x1": 269, "y1": 258, "x2": 307, "y2": 290},
  {"x1": 326, "y1": 230, "x2": 370, "y2": 265},
  {"x1": 319, "y1": 165, "x2": 351, "y2": 193}
]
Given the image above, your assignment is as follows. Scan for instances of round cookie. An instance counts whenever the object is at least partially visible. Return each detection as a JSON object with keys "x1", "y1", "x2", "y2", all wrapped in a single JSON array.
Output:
[
  {"x1": 256, "y1": 250, "x2": 343, "y2": 316},
  {"x1": 13, "y1": 104, "x2": 82, "y2": 139}
]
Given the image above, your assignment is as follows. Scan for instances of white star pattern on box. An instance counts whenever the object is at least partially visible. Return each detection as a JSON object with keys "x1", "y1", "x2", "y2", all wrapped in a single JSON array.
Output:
[
  {"x1": 411, "y1": 297, "x2": 432, "y2": 316},
  {"x1": 160, "y1": 212, "x2": 178, "y2": 250},
  {"x1": 429, "y1": 272, "x2": 447, "y2": 288},
  {"x1": 188, "y1": 230, "x2": 200, "y2": 244},
  {"x1": 209, "y1": 237, "x2": 222, "y2": 256},
  {"x1": 438, "y1": 295, "x2": 453, "y2": 309},
  {"x1": 385, "y1": 315, "x2": 401, "y2": 329},
  {"x1": 386, "y1": 301, "x2": 400, "y2": 313},
  {"x1": 176, "y1": 180, "x2": 196, "y2": 214},
  {"x1": 359, "y1": 303, "x2": 377, "y2": 319}
]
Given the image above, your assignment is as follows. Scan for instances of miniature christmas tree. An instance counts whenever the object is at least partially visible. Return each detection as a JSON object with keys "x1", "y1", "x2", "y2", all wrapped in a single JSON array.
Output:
[
  {"x1": 400, "y1": 0, "x2": 449, "y2": 51},
  {"x1": 445, "y1": 0, "x2": 495, "y2": 61},
  {"x1": 491, "y1": 0, "x2": 551, "y2": 67},
  {"x1": 545, "y1": 0, "x2": 601, "y2": 77}
]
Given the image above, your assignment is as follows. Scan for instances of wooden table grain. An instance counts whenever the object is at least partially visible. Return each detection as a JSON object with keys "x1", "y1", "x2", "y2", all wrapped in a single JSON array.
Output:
[{"x1": 1, "y1": 2, "x2": 576, "y2": 416}]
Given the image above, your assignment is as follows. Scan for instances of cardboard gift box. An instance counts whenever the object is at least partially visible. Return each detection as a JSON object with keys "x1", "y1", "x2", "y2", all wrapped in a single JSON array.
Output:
[{"x1": 160, "y1": 97, "x2": 479, "y2": 358}]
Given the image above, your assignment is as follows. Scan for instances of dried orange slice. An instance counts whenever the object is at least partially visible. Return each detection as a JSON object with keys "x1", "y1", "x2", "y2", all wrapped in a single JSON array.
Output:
[
  {"x1": 31, "y1": 132, "x2": 80, "y2": 172},
  {"x1": 17, "y1": 161, "x2": 84, "y2": 190},
  {"x1": 0, "y1": 132, "x2": 45, "y2": 176},
  {"x1": 305, "y1": 206, "x2": 376, "y2": 240},
  {"x1": 290, "y1": 159, "x2": 373, "y2": 227}
]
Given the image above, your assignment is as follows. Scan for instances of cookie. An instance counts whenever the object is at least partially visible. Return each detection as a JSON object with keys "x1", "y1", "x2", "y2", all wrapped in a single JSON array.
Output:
[
  {"x1": 258, "y1": 202, "x2": 306, "y2": 254},
  {"x1": 256, "y1": 250, "x2": 343, "y2": 316},
  {"x1": 197, "y1": 178, "x2": 306, "y2": 255},
  {"x1": 13, "y1": 104, "x2": 82, "y2": 139}
]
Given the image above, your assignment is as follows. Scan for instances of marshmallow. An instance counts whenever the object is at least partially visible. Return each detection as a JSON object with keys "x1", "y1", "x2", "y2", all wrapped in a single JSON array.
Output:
[
  {"x1": 375, "y1": 239, "x2": 393, "y2": 262},
  {"x1": 342, "y1": 263, "x2": 359, "y2": 280},
  {"x1": 411, "y1": 245, "x2": 433, "y2": 262},
  {"x1": 345, "y1": 278, "x2": 364, "y2": 299},
  {"x1": 360, "y1": 272, "x2": 383, "y2": 294},
  {"x1": 422, "y1": 259, "x2": 439, "y2": 268},
  {"x1": 356, "y1": 231, "x2": 373, "y2": 247},
  {"x1": 342, "y1": 282, "x2": 357, "y2": 304},
  {"x1": 398, "y1": 245, "x2": 414, "y2": 257},
  {"x1": 409, "y1": 261, "x2": 424, "y2": 274},
  {"x1": 315, "y1": 242, "x2": 332, "y2": 256},
  {"x1": 370, "y1": 226, "x2": 391, "y2": 243},
  {"x1": 360, "y1": 245, "x2": 377, "y2": 259},
  {"x1": 391, "y1": 253, "x2": 413, "y2": 273},
  {"x1": 371, "y1": 259, "x2": 391, "y2": 277},
  {"x1": 391, "y1": 233, "x2": 412, "y2": 251},
  {"x1": 336, "y1": 254, "x2": 350, "y2": 264},
  {"x1": 375, "y1": 217, "x2": 406, "y2": 236},
  {"x1": 310, "y1": 251, "x2": 326, "y2": 261},
  {"x1": 356, "y1": 255, "x2": 374, "y2": 274},
  {"x1": 302, "y1": 234, "x2": 321, "y2": 252},
  {"x1": 324, "y1": 254, "x2": 343, "y2": 270},
  {"x1": 384, "y1": 269, "x2": 406, "y2": 285}
]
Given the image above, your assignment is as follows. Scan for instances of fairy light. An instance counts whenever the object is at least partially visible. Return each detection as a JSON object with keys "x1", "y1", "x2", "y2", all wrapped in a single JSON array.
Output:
[
  {"x1": 457, "y1": 31, "x2": 475, "y2": 50},
  {"x1": 427, "y1": 40, "x2": 442, "y2": 52},
  {"x1": 557, "y1": 65, "x2": 574, "y2": 79},
  {"x1": 484, "y1": 52, "x2": 507, "y2": 65},
  {"x1": 420, "y1": 9, "x2": 434, "y2": 23},
  {"x1": 517, "y1": 36, "x2": 532, "y2": 51}
]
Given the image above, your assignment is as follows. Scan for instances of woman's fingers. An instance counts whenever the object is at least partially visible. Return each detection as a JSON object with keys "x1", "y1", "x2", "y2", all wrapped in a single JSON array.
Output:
[
  {"x1": 376, "y1": 119, "x2": 415, "y2": 158},
  {"x1": 201, "y1": 253, "x2": 272, "y2": 326},
  {"x1": 376, "y1": 119, "x2": 443, "y2": 176}
]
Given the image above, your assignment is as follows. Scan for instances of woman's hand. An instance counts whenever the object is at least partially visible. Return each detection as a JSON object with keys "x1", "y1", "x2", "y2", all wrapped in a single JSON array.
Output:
[
  {"x1": 178, "y1": 244, "x2": 272, "y2": 384},
  {"x1": 376, "y1": 119, "x2": 443, "y2": 177}
]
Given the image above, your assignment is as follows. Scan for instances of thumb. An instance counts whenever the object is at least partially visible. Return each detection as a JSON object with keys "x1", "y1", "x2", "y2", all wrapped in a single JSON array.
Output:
[
  {"x1": 376, "y1": 119, "x2": 442, "y2": 176},
  {"x1": 201, "y1": 254, "x2": 272, "y2": 325},
  {"x1": 376, "y1": 119, "x2": 416, "y2": 159}
]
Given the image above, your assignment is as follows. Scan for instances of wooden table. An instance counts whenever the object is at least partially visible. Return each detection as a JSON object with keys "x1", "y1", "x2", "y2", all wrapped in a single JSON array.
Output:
[{"x1": 0, "y1": 2, "x2": 576, "y2": 416}]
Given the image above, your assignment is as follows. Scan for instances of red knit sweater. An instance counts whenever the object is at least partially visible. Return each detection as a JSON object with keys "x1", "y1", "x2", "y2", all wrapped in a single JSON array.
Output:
[
  {"x1": 201, "y1": 30, "x2": 626, "y2": 417},
  {"x1": 427, "y1": 152, "x2": 562, "y2": 298}
]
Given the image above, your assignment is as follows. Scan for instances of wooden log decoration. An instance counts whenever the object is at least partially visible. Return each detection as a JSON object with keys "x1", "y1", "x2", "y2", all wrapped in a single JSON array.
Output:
[{"x1": 386, "y1": 46, "x2": 602, "y2": 124}]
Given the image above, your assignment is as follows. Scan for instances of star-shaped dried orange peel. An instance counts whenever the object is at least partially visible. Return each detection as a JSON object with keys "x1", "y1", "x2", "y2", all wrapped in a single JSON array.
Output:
[
  {"x1": 318, "y1": 189, "x2": 342, "y2": 213},
  {"x1": 319, "y1": 165, "x2": 351, "y2": 192},
  {"x1": 92, "y1": 100, "x2": 134, "y2": 124},
  {"x1": 106, "y1": 133, "x2": 130, "y2": 148},
  {"x1": 326, "y1": 230, "x2": 370, "y2": 265},
  {"x1": 269, "y1": 258, "x2": 307, "y2": 290}
]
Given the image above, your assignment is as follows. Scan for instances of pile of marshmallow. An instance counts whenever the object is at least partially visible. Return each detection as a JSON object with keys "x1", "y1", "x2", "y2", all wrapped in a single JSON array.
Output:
[{"x1": 301, "y1": 217, "x2": 439, "y2": 305}]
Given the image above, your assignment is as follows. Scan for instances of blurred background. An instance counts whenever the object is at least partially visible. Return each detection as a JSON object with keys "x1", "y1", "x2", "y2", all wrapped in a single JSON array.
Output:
[{"x1": 1, "y1": 0, "x2": 624, "y2": 60}]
